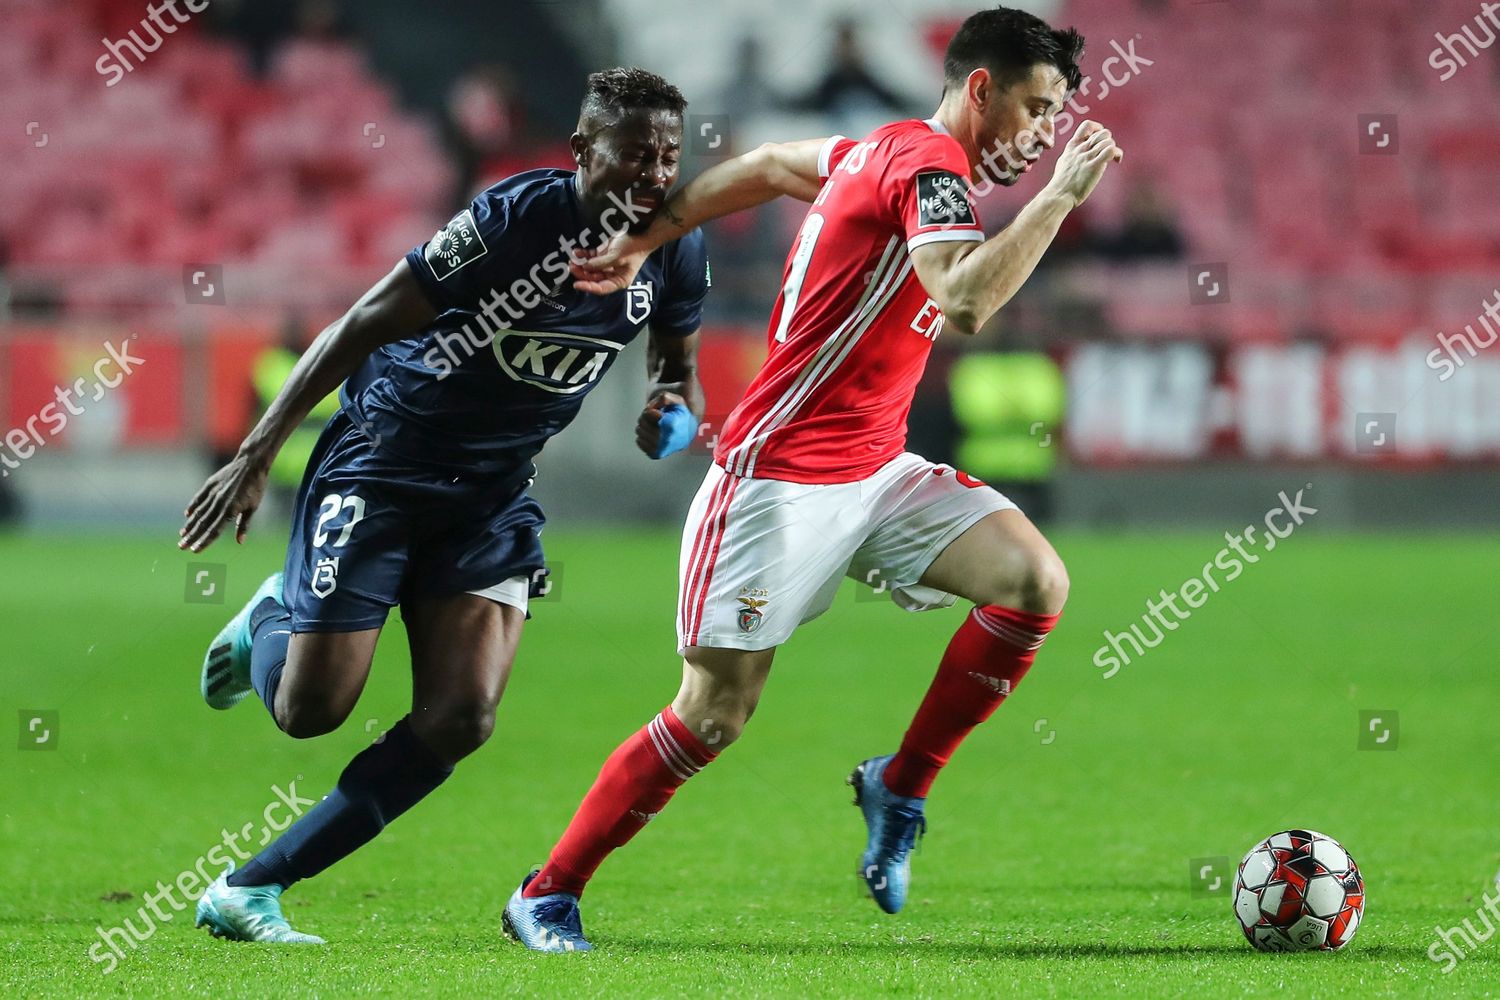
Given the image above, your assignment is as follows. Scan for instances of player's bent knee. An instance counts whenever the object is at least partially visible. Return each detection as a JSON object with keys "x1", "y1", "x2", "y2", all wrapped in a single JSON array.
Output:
[
  {"x1": 1021, "y1": 552, "x2": 1070, "y2": 616},
  {"x1": 672, "y1": 685, "x2": 757, "y2": 748},
  {"x1": 410, "y1": 701, "x2": 496, "y2": 762},
  {"x1": 979, "y1": 550, "x2": 1069, "y2": 615},
  {"x1": 676, "y1": 646, "x2": 773, "y2": 749},
  {"x1": 704, "y1": 698, "x2": 755, "y2": 746},
  {"x1": 278, "y1": 698, "x2": 356, "y2": 740}
]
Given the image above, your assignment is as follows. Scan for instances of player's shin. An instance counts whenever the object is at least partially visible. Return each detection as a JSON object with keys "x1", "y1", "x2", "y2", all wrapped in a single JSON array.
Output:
[
  {"x1": 525, "y1": 705, "x2": 716, "y2": 899},
  {"x1": 226, "y1": 716, "x2": 453, "y2": 889},
  {"x1": 249, "y1": 597, "x2": 292, "y2": 718},
  {"x1": 882, "y1": 605, "x2": 1060, "y2": 798}
]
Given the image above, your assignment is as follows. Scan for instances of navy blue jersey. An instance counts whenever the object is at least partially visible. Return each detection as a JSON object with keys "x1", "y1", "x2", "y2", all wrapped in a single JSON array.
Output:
[{"x1": 341, "y1": 168, "x2": 710, "y2": 476}]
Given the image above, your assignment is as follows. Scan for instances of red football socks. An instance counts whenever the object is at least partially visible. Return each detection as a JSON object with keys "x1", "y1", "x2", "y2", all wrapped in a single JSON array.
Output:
[
  {"x1": 525, "y1": 705, "x2": 716, "y2": 899},
  {"x1": 882, "y1": 605, "x2": 1059, "y2": 799}
]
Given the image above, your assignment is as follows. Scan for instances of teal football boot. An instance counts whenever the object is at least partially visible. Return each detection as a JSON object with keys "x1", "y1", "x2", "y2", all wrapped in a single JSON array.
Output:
[
  {"x1": 200, "y1": 572, "x2": 284, "y2": 710},
  {"x1": 195, "y1": 867, "x2": 324, "y2": 944}
]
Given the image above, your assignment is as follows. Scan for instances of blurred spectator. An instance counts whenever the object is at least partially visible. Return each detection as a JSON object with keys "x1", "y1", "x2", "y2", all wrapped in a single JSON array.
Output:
[
  {"x1": 788, "y1": 20, "x2": 909, "y2": 126},
  {"x1": 0, "y1": 479, "x2": 18, "y2": 526},
  {"x1": 720, "y1": 35, "x2": 778, "y2": 122},
  {"x1": 264, "y1": 0, "x2": 352, "y2": 81},
  {"x1": 293, "y1": 0, "x2": 345, "y2": 43},
  {"x1": 945, "y1": 351, "x2": 1065, "y2": 523},
  {"x1": 443, "y1": 64, "x2": 528, "y2": 206},
  {"x1": 208, "y1": 0, "x2": 350, "y2": 76},
  {"x1": 0, "y1": 233, "x2": 10, "y2": 319},
  {"x1": 1091, "y1": 180, "x2": 1186, "y2": 262}
]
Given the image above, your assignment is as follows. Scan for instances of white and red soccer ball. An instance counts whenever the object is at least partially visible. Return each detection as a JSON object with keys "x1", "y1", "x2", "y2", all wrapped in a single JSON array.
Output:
[{"x1": 1232, "y1": 830, "x2": 1364, "y2": 952}]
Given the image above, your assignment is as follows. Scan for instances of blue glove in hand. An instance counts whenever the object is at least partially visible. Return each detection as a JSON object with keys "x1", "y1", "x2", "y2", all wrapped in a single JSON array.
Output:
[{"x1": 652, "y1": 404, "x2": 698, "y2": 459}]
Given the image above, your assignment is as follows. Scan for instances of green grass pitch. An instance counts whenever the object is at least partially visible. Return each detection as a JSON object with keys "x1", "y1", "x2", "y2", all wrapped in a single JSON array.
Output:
[{"x1": 2, "y1": 528, "x2": 1497, "y2": 997}]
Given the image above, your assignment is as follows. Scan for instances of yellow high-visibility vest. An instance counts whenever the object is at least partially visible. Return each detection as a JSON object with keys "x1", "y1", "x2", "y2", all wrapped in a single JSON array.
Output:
[
  {"x1": 253, "y1": 347, "x2": 341, "y2": 489},
  {"x1": 949, "y1": 352, "x2": 1064, "y2": 482}
]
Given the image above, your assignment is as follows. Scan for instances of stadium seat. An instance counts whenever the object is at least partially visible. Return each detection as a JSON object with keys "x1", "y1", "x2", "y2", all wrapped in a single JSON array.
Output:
[{"x1": 0, "y1": 12, "x2": 452, "y2": 314}]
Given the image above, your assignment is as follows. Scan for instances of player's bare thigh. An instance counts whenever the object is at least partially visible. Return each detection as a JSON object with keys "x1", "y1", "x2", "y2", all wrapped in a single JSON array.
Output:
[
  {"x1": 671, "y1": 645, "x2": 776, "y2": 750},
  {"x1": 918, "y1": 508, "x2": 1069, "y2": 615},
  {"x1": 405, "y1": 592, "x2": 525, "y2": 764},
  {"x1": 277, "y1": 628, "x2": 382, "y2": 738}
]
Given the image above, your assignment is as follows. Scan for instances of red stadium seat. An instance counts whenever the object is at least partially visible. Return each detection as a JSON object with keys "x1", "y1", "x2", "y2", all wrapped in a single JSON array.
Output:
[
  {"x1": 0, "y1": 14, "x2": 453, "y2": 314},
  {"x1": 1049, "y1": 0, "x2": 1500, "y2": 338}
]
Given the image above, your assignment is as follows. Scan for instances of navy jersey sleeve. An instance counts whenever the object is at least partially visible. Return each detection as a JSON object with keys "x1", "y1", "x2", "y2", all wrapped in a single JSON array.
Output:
[
  {"x1": 405, "y1": 192, "x2": 530, "y2": 313},
  {"x1": 651, "y1": 228, "x2": 710, "y2": 338}
]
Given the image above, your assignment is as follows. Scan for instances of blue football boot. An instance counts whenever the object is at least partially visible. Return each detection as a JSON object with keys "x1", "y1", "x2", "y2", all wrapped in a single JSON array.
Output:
[
  {"x1": 502, "y1": 869, "x2": 593, "y2": 953},
  {"x1": 849, "y1": 754, "x2": 927, "y2": 914}
]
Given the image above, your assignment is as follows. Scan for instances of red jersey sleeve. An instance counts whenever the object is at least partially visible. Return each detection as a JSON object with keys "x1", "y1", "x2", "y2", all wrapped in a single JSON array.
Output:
[
  {"x1": 817, "y1": 134, "x2": 857, "y2": 179},
  {"x1": 884, "y1": 130, "x2": 985, "y2": 252}
]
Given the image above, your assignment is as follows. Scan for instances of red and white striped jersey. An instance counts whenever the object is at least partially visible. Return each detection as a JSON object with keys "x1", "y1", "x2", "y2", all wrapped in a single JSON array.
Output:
[{"x1": 714, "y1": 118, "x2": 985, "y2": 483}]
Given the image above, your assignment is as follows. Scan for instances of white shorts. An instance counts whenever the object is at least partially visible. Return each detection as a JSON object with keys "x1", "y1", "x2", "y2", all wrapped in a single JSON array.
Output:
[
  {"x1": 676, "y1": 453, "x2": 1017, "y2": 652},
  {"x1": 467, "y1": 574, "x2": 530, "y2": 614}
]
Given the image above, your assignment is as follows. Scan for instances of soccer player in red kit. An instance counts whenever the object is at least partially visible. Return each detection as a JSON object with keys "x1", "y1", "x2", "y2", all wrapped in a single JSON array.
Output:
[{"x1": 504, "y1": 7, "x2": 1122, "y2": 952}]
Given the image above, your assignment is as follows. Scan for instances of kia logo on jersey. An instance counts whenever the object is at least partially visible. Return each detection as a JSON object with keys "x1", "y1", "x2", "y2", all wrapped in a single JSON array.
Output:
[
  {"x1": 626, "y1": 279, "x2": 654, "y2": 325},
  {"x1": 491, "y1": 330, "x2": 618, "y2": 394}
]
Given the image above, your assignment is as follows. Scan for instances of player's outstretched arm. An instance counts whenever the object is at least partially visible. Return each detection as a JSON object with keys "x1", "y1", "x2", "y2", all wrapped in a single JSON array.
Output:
[
  {"x1": 656, "y1": 138, "x2": 831, "y2": 231},
  {"x1": 910, "y1": 121, "x2": 1123, "y2": 337},
  {"x1": 571, "y1": 138, "x2": 830, "y2": 296},
  {"x1": 179, "y1": 264, "x2": 436, "y2": 552}
]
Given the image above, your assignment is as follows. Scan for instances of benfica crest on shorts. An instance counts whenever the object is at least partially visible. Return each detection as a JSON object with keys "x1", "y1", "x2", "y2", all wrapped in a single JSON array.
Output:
[{"x1": 736, "y1": 596, "x2": 768, "y2": 633}]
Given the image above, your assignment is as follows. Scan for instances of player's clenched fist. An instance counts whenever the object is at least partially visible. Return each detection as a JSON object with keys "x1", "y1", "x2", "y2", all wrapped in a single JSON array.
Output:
[
  {"x1": 636, "y1": 390, "x2": 697, "y2": 459},
  {"x1": 1046, "y1": 120, "x2": 1123, "y2": 208}
]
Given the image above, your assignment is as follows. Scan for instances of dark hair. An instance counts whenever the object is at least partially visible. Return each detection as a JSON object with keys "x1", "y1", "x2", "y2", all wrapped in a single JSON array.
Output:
[
  {"x1": 943, "y1": 6, "x2": 1084, "y2": 95},
  {"x1": 579, "y1": 67, "x2": 687, "y2": 129}
]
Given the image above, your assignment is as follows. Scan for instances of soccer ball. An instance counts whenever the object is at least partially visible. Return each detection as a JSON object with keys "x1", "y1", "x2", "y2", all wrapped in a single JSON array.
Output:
[{"x1": 1232, "y1": 829, "x2": 1364, "y2": 952}]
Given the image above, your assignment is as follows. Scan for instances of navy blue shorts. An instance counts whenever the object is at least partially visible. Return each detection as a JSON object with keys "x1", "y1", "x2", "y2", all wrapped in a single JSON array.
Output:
[{"x1": 282, "y1": 411, "x2": 547, "y2": 633}]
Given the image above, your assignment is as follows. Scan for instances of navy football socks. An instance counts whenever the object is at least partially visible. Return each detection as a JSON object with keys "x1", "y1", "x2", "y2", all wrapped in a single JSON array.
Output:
[
  {"x1": 248, "y1": 597, "x2": 291, "y2": 720},
  {"x1": 227, "y1": 717, "x2": 454, "y2": 889}
]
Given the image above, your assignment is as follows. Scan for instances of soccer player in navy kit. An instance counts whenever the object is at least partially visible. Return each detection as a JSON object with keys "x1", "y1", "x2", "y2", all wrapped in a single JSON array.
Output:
[{"x1": 177, "y1": 68, "x2": 708, "y2": 943}]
